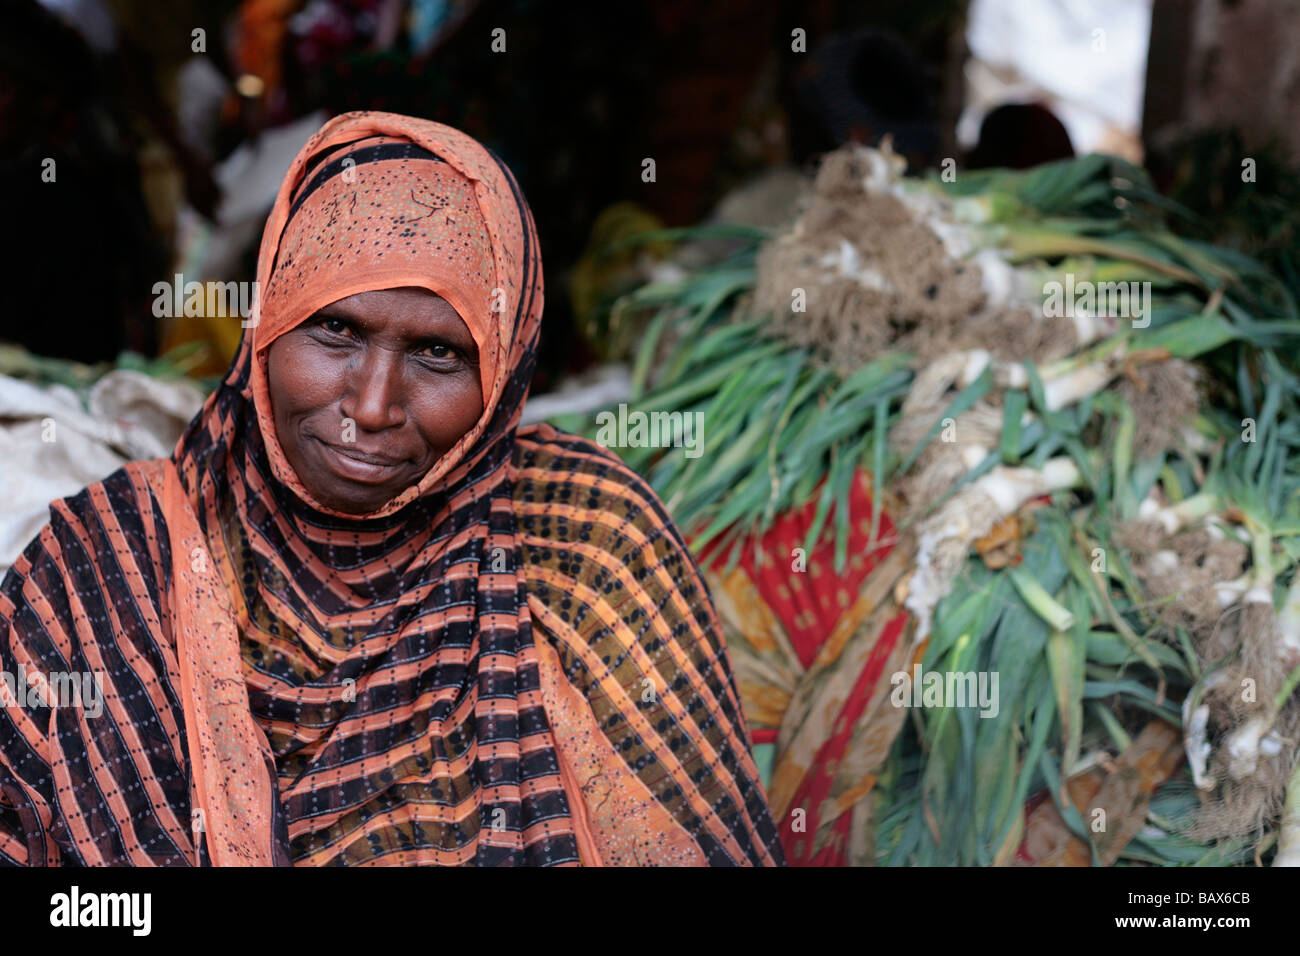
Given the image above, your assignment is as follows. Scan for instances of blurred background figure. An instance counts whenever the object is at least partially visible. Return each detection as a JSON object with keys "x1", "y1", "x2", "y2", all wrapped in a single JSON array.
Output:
[
  {"x1": 788, "y1": 27, "x2": 942, "y2": 172},
  {"x1": 0, "y1": 0, "x2": 167, "y2": 361},
  {"x1": 965, "y1": 101, "x2": 1074, "y2": 169},
  {"x1": 959, "y1": 0, "x2": 1151, "y2": 165}
]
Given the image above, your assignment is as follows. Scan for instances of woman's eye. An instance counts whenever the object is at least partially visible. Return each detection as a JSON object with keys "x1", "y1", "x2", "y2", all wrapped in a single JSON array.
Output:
[{"x1": 321, "y1": 318, "x2": 349, "y2": 335}]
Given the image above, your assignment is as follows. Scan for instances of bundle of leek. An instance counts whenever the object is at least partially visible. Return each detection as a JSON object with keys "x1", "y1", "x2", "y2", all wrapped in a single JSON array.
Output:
[{"x1": 553, "y1": 144, "x2": 1300, "y2": 865}]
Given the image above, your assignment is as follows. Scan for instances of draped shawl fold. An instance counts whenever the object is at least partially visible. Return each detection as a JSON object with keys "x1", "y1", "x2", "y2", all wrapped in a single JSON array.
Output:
[{"x1": 0, "y1": 111, "x2": 784, "y2": 866}]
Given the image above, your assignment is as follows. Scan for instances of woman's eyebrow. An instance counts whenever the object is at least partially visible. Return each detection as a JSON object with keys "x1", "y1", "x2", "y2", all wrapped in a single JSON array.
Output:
[
  {"x1": 308, "y1": 306, "x2": 476, "y2": 353},
  {"x1": 413, "y1": 330, "x2": 479, "y2": 357},
  {"x1": 312, "y1": 305, "x2": 362, "y2": 324}
]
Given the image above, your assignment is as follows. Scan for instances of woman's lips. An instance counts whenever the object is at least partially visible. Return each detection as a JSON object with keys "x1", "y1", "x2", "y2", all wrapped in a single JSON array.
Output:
[{"x1": 314, "y1": 438, "x2": 407, "y2": 485}]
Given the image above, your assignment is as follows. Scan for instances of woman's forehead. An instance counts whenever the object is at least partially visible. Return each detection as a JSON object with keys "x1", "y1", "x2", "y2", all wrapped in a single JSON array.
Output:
[{"x1": 313, "y1": 288, "x2": 477, "y2": 342}]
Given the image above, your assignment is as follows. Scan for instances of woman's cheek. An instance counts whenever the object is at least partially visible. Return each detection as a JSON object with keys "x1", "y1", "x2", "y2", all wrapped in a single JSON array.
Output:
[
  {"x1": 418, "y1": 374, "x2": 483, "y2": 445},
  {"x1": 450, "y1": 372, "x2": 486, "y2": 431},
  {"x1": 290, "y1": 346, "x2": 350, "y2": 412}
]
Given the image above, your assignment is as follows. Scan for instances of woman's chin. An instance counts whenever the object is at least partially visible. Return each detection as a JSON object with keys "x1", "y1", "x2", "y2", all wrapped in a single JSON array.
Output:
[
  {"x1": 312, "y1": 485, "x2": 395, "y2": 515},
  {"x1": 298, "y1": 449, "x2": 411, "y2": 514},
  {"x1": 313, "y1": 438, "x2": 408, "y2": 486}
]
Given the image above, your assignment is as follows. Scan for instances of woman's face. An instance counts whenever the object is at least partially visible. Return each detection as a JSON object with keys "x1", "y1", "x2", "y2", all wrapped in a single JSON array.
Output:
[{"x1": 266, "y1": 286, "x2": 483, "y2": 514}]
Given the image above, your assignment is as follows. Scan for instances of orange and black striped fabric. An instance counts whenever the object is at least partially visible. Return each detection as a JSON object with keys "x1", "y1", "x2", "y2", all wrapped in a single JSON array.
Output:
[{"x1": 0, "y1": 112, "x2": 784, "y2": 866}]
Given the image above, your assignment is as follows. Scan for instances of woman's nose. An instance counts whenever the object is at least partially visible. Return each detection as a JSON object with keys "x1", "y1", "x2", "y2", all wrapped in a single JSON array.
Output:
[{"x1": 339, "y1": 349, "x2": 407, "y2": 431}]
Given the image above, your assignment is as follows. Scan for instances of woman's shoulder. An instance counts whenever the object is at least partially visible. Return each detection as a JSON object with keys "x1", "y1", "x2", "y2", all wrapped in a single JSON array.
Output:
[
  {"x1": 1, "y1": 459, "x2": 174, "y2": 624},
  {"x1": 511, "y1": 422, "x2": 681, "y2": 537},
  {"x1": 28, "y1": 459, "x2": 170, "y2": 550},
  {"x1": 512, "y1": 421, "x2": 643, "y2": 479},
  {"x1": 510, "y1": 422, "x2": 721, "y2": 651}
]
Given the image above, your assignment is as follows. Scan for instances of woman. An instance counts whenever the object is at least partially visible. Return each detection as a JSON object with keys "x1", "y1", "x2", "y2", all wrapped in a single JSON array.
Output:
[{"x1": 0, "y1": 111, "x2": 784, "y2": 866}]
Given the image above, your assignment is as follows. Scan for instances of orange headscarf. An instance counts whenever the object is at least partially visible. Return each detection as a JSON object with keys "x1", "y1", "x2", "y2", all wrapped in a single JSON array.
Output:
[{"x1": 248, "y1": 116, "x2": 530, "y2": 518}]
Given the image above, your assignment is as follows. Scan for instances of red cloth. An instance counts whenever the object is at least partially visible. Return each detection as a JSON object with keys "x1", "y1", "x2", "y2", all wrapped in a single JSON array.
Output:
[{"x1": 696, "y1": 468, "x2": 906, "y2": 865}]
